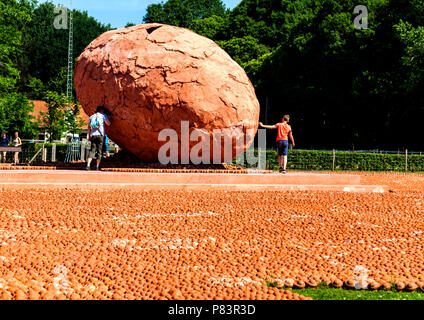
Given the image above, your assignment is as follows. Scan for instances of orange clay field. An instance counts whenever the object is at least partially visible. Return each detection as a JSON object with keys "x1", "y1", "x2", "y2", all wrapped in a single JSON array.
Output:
[{"x1": 0, "y1": 171, "x2": 423, "y2": 300}]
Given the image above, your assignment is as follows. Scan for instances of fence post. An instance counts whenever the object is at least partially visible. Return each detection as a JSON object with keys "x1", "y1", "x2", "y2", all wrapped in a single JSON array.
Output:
[
  {"x1": 332, "y1": 149, "x2": 336, "y2": 171},
  {"x1": 405, "y1": 149, "x2": 408, "y2": 172},
  {"x1": 51, "y1": 143, "x2": 56, "y2": 162},
  {"x1": 81, "y1": 143, "x2": 85, "y2": 161},
  {"x1": 42, "y1": 145, "x2": 47, "y2": 162}
]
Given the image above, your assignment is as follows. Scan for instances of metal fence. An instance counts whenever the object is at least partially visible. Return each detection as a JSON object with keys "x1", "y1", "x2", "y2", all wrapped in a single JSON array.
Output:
[
  {"x1": 2, "y1": 140, "x2": 121, "y2": 165},
  {"x1": 2, "y1": 142, "x2": 87, "y2": 165},
  {"x1": 3, "y1": 143, "x2": 424, "y2": 172},
  {"x1": 235, "y1": 148, "x2": 424, "y2": 172}
]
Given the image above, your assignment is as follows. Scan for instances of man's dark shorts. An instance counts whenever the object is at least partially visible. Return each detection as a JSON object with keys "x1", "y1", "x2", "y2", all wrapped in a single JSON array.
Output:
[
  {"x1": 88, "y1": 135, "x2": 104, "y2": 160},
  {"x1": 277, "y1": 140, "x2": 289, "y2": 156}
]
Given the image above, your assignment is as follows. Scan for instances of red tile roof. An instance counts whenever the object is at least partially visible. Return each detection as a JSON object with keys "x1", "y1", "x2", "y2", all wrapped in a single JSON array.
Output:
[{"x1": 29, "y1": 100, "x2": 90, "y2": 129}]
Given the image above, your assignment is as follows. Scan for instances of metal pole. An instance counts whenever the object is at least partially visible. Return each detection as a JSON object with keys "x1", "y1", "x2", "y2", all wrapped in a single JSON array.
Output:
[
  {"x1": 405, "y1": 149, "x2": 408, "y2": 172},
  {"x1": 332, "y1": 149, "x2": 336, "y2": 171},
  {"x1": 66, "y1": 0, "x2": 73, "y2": 101}
]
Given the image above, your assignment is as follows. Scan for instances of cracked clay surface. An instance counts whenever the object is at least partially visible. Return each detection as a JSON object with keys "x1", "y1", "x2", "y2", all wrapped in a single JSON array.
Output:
[{"x1": 74, "y1": 24, "x2": 260, "y2": 161}]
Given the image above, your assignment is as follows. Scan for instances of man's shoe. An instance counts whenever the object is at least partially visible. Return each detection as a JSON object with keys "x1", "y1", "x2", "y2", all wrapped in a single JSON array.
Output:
[
  {"x1": 96, "y1": 167, "x2": 100, "y2": 171},
  {"x1": 279, "y1": 167, "x2": 284, "y2": 173},
  {"x1": 85, "y1": 166, "x2": 90, "y2": 171}
]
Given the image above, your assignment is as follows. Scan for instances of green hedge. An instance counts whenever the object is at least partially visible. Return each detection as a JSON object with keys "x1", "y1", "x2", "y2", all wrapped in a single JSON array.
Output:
[
  {"x1": 14, "y1": 145, "x2": 424, "y2": 171},
  {"x1": 234, "y1": 149, "x2": 424, "y2": 172}
]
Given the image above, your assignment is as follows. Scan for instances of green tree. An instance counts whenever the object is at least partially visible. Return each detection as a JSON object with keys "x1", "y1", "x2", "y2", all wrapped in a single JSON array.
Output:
[
  {"x1": 144, "y1": 3, "x2": 168, "y2": 24},
  {"x1": 242, "y1": 52, "x2": 272, "y2": 88},
  {"x1": 190, "y1": 15, "x2": 227, "y2": 40},
  {"x1": 26, "y1": 2, "x2": 111, "y2": 89},
  {"x1": 144, "y1": 0, "x2": 227, "y2": 28},
  {"x1": 64, "y1": 102, "x2": 87, "y2": 137},
  {"x1": 39, "y1": 92, "x2": 86, "y2": 142},
  {"x1": 217, "y1": 36, "x2": 270, "y2": 66},
  {"x1": 0, "y1": 93, "x2": 37, "y2": 138},
  {"x1": 0, "y1": 0, "x2": 34, "y2": 93},
  {"x1": 40, "y1": 91, "x2": 68, "y2": 142},
  {"x1": 230, "y1": 0, "x2": 424, "y2": 150},
  {"x1": 224, "y1": 0, "x2": 288, "y2": 47},
  {"x1": 395, "y1": 20, "x2": 424, "y2": 91},
  {"x1": 26, "y1": 76, "x2": 45, "y2": 100},
  {"x1": 46, "y1": 66, "x2": 67, "y2": 94},
  {"x1": 5, "y1": 0, "x2": 424, "y2": 151},
  {"x1": 0, "y1": 0, "x2": 37, "y2": 139}
]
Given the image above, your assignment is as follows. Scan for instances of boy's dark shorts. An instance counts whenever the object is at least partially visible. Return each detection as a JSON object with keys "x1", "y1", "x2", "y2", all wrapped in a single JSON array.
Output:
[
  {"x1": 88, "y1": 135, "x2": 104, "y2": 160},
  {"x1": 277, "y1": 140, "x2": 289, "y2": 156}
]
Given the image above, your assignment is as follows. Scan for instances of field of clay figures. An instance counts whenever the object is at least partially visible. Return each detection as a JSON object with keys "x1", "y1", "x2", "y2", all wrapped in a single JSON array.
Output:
[{"x1": 0, "y1": 172, "x2": 423, "y2": 300}]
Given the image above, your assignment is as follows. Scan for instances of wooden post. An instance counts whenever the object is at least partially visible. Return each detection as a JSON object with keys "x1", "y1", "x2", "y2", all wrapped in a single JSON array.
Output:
[
  {"x1": 332, "y1": 149, "x2": 336, "y2": 171},
  {"x1": 51, "y1": 143, "x2": 56, "y2": 162},
  {"x1": 405, "y1": 149, "x2": 408, "y2": 172}
]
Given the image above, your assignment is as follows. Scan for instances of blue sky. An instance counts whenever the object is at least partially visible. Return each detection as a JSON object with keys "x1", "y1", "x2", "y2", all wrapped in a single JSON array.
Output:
[{"x1": 39, "y1": 0, "x2": 241, "y2": 29}]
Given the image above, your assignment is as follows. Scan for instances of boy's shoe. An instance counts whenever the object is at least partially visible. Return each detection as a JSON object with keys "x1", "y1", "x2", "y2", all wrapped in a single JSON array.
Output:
[
  {"x1": 85, "y1": 166, "x2": 90, "y2": 171},
  {"x1": 279, "y1": 167, "x2": 284, "y2": 173}
]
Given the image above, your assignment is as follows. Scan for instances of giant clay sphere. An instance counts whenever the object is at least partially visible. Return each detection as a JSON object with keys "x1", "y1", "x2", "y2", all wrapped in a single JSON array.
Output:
[{"x1": 74, "y1": 23, "x2": 260, "y2": 162}]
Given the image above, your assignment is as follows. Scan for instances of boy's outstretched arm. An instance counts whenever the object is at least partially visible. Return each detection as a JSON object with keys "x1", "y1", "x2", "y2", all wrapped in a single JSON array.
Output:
[
  {"x1": 289, "y1": 132, "x2": 295, "y2": 147},
  {"x1": 259, "y1": 122, "x2": 276, "y2": 130}
]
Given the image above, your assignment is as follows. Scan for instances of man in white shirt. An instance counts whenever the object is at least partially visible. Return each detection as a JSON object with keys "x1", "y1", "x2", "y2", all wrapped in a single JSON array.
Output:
[{"x1": 86, "y1": 106, "x2": 111, "y2": 170}]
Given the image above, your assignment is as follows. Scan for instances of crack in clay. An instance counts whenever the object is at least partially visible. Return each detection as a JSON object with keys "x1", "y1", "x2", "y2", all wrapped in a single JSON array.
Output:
[
  {"x1": 219, "y1": 96, "x2": 238, "y2": 118},
  {"x1": 145, "y1": 37, "x2": 168, "y2": 44},
  {"x1": 164, "y1": 75, "x2": 202, "y2": 86},
  {"x1": 228, "y1": 73, "x2": 248, "y2": 86},
  {"x1": 153, "y1": 43, "x2": 205, "y2": 61}
]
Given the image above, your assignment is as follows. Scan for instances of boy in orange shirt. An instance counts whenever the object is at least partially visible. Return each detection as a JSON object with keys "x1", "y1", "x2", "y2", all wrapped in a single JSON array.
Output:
[{"x1": 260, "y1": 115, "x2": 295, "y2": 173}]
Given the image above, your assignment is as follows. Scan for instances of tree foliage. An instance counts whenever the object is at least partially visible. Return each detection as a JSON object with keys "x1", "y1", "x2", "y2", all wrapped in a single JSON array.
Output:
[
  {"x1": 0, "y1": 0, "x2": 37, "y2": 138},
  {"x1": 216, "y1": 36, "x2": 270, "y2": 67},
  {"x1": 25, "y1": 2, "x2": 111, "y2": 93},
  {"x1": 39, "y1": 91, "x2": 68, "y2": 142},
  {"x1": 2, "y1": 0, "x2": 424, "y2": 150},
  {"x1": 144, "y1": 0, "x2": 227, "y2": 28},
  {"x1": 0, "y1": 93, "x2": 37, "y2": 138},
  {"x1": 0, "y1": 0, "x2": 110, "y2": 141},
  {"x1": 395, "y1": 20, "x2": 424, "y2": 91},
  {"x1": 0, "y1": 0, "x2": 34, "y2": 93},
  {"x1": 190, "y1": 15, "x2": 227, "y2": 40},
  {"x1": 65, "y1": 102, "x2": 87, "y2": 137},
  {"x1": 215, "y1": 0, "x2": 424, "y2": 150}
]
